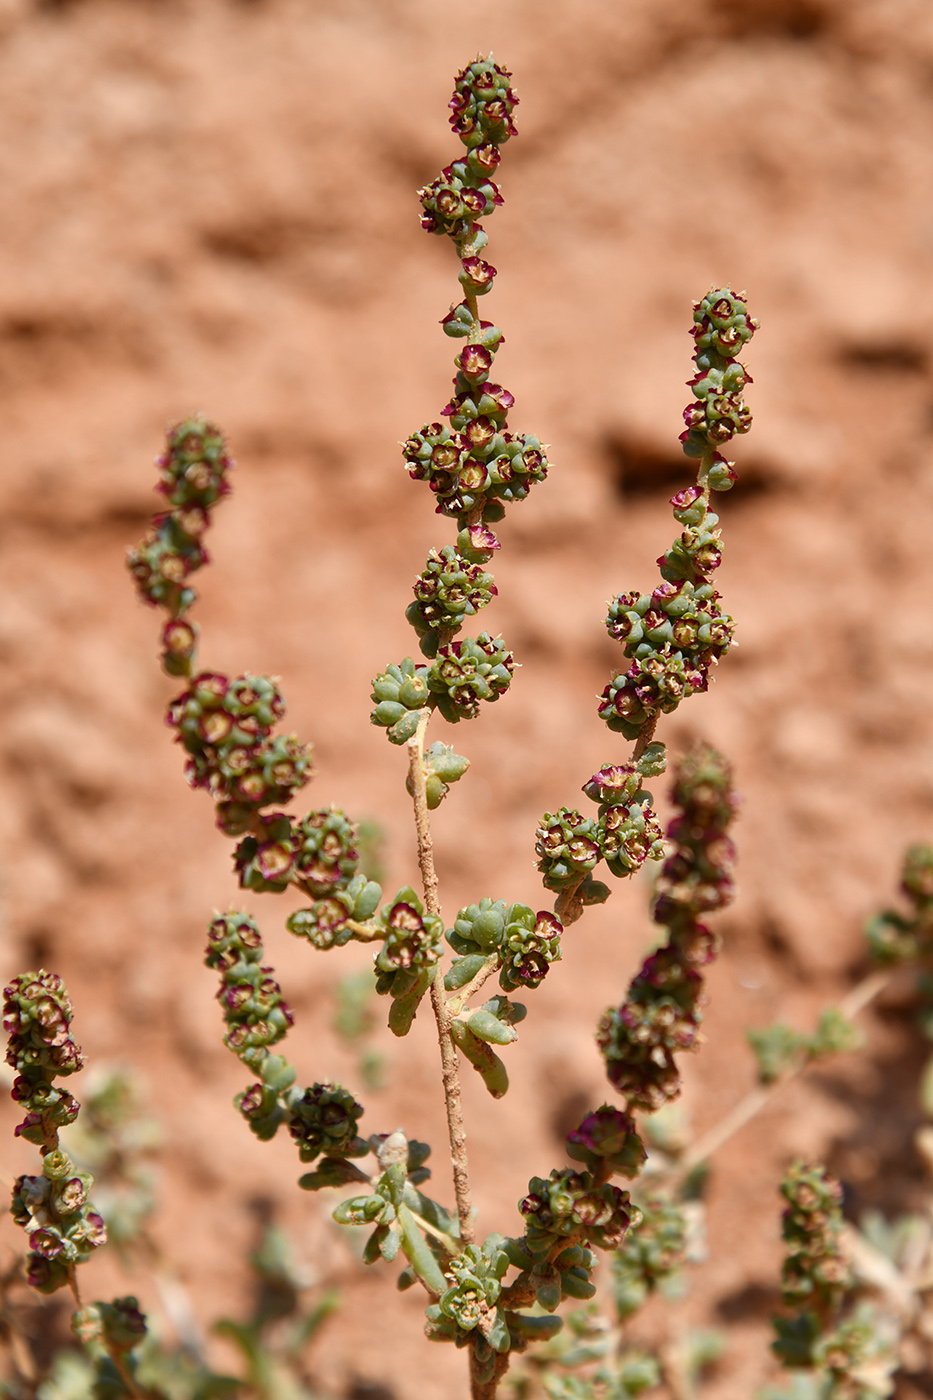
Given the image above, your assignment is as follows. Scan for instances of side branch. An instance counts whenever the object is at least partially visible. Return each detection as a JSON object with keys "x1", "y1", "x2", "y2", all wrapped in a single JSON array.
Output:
[{"x1": 680, "y1": 966, "x2": 892, "y2": 1175}]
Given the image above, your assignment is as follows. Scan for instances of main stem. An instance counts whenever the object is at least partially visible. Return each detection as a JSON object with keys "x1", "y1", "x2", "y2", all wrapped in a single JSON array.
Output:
[{"x1": 407, "y1": 712, "x2": 475, "y2": 1248}]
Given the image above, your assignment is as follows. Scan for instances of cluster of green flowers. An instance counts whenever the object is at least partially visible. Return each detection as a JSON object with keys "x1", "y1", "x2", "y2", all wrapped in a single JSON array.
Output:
[
  {"x1": 535, "y1": 747, "x2": 667, "y2": 901},
  {"x1": 72, "y1": 1297, "x2": 147, "y2": 1354},
  {"x1": 11, "y1": 1149, "x2": 107, "y2": 1297},
  {"x1": 778, "y1": 1162, "x2": 852, "y2": 1314},
  {"x1": 865, "y1": 844, "x2": 933, "y2": 963},
  {"x1": 165, "y1": 669, "x2": 392, "y2": 970},
  {"x1": 5, "y1": 970, "x2": 83, "y2": 1147},
  {"x1": 126, "y1": 418, "x2": 233, "y2": 676},
  {"x1": 447, "y1": 899, "x2": 563, "y2": 991},
  {"x1": 406, "y1": 544, "x2": 497, "y2": 656},
  {"x1": 427, "y1": 1106, "x2": 650, "y2": 1370},
  {"x1": 372, "y1": 58, "x2": 549, "y2": 751},
  {"x1": 518, "y1": 1171, "x2": 636, "y2": 1260},
  {"x1": 204, "y1": 912, "x2": 369, "y2": 1182},
  {"x1": 426, "y1": 1156, "x2": 641, "y2": 1384},
  {"x1": 598, "y1": 291, "x2": 756, "y2": 741},
  {"x1": 409, "y1": 58, "x2": 545, "y2": 530},
  {"x1": 165, "y1": 671, "x2": 313, "y2": 832},
  {"x1": 427, "y1": 1241, "x2": 512, "y2": 1362},
  {"x1": 371, "y1": 635, "x2": 515, "y2": 745},
  {"x1": 5, "y1": 973, "x2": 107, "y2": 1295},
  {"x1": 205, "y1": 911, "x2": 295, "y2": 1069},
  {"x1": 373, "y1": 888, "x2": 445, "y2": 1034},
  {"x1": 597, "y1": 744, "x2": 737, "y2": 1111},
  {"x1": 129, "y1": 426, "x2": 386, "y2": 989},
  {"x1": 234, "y1": 807, "x2": 360, "y2": 895},
  {"x1": 769, "y1": 1162, "x2": 894, "y2": 1393},
  {"x1": 436, "y1": 901, "x2": 565, "y2": 1097}
]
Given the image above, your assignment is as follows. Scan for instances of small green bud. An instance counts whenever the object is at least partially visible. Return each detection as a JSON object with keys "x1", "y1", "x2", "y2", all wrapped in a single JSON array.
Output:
[
  {"x1": 41, "y1": 1150, "x2": 73, "y2": 1181},
  {"x1": 71, "y1": 1304, "x2": 103, "y2": 1344},
  {"x1": 708, "y1": 459, "x2": 737, "y2": 491}
]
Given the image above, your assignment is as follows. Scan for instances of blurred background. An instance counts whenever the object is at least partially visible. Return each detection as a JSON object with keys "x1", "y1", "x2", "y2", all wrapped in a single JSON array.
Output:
[{"x1": 1, "y1": 0, "x2": 933, "y2": 1395}]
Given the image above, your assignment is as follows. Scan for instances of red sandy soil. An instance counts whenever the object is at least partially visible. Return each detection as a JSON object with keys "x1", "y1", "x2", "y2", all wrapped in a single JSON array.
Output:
[{"x1": 2, "y1": 1, "x2": 933, "y2": 1397}]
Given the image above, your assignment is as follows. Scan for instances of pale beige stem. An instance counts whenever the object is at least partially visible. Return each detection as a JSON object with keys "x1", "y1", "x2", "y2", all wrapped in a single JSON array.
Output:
[
  {"x1": 680, "y1": 966, "x2": 893, "y2": 1175},
  {"x1": 406, "y1": 712, "x2": 475, "y2": 1248}
]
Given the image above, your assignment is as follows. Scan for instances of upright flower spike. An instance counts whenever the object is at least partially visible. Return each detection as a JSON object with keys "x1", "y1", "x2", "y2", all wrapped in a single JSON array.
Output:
[
  {"x1": 127, "y1": 418, "x2": 234, "y2": 677},
  {"x1": 539, "y1": 294, "x2": 753, "y2": 928},
  {"x1": 204, "y1": 912, "x2": 369, "y2": 1176},
  {"x1": 375, "y1": 56, "x2": 548, "y2": 747},
  {"x1": 598, "y1": 290, "x2": 756, "y2": 743},
  {"x1": 769, "y1": 1162, "x2": 897, "y2": 1393},
  {"x1": 598, "y1": 745, "x2": 737, "y2": 1111},
  {"x1": 4, "y1": 973, "x2": 108, "y2": 1295},
  {"x1": 778, "y1": 1163, "x2": 851, "y2": 1315},
  {"x1": 131, "y1": 426, "x2": 383, "y2": 949}
]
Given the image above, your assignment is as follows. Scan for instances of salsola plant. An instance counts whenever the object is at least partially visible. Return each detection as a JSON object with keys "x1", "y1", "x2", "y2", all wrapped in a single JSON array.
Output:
[{"x1": 5, "y1": 55, "x2": 763, "y2": 1400}]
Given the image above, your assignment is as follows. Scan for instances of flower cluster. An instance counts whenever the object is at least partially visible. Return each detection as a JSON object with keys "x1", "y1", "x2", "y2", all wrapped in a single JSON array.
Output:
[
  {"x1": 126, "y1": 418, "x2": 233, "y2": 675},
  {"x1": 286, "y1": 873, "x2": 382, "y2": 951},
  {"x1": 403, "y1": 421, "x2": 548, "y2": 525},
  {"x1": 778, "y1": 1162, "x2": 851, "y2": 1313},
  {"x1": 5, "y1": 973, "x2": 107, "y2": 1295},
  {"x1": 204, "y1": 912, "x2": 368, "y2": 1176},
  {"x1": 428, "y1": 1242, "x2": 510, "y2": 1338},
  {"x1": 597, "y1": 290, "x2": 755, "y2": 741},
  {"x1": 371, "y1": 633, "x2": 516, "y2": 743},
  {"x1": 166, "y1": 671, "x2": 314, "y2": 830},
  {"x1": 373, "y1": 888, "x2": 445, "y2": 1035},
  {"x1": 519, "y1": 1170, "x2": 637, "y2": 1258},
  {"x1": 407, "y1": 545, "x2": 497, "y2": 657},
  {"x1": 4, "y1": 971, "x2": 83, "y2": 1147},
  {"x1": 446, "y1": 899, "x2": 563, "y2": 992},
  {"x1": 205, "y1": 912, "x2": 295, "y2": 1071},
  {"x1": 597, "y1": 744, "x2": 737, "y2": 1111},
  {"x1": 375, "y1": 888, "x2": 445, "y2": 982},
  {"x1": 768, "y1": 1164, "x2": 888, "y2": 1387},
  {"x1": 431, "y1": 633, "x2": 515, "y2": 722},
  {"x1": 129, "y1": 423, "x2": 382, "y2": 982},
  {"x1": 422, "y1": 1167, "x2": 637, "y2": 1373},
  {"x1": 372, "y1": 59, "x2": 547, "y2": 752},
  {"x1": 534, "y1": 749, "x2": 669, "y2": 918},
  {"x1": 866, "y1": 844, "x2": 933, "y2": 963},
  {"x1": 535, "y1": 795, "x2": 665, "y2": 895},
  {"x1": 287, "y1": 1083, "x2": 367, "y2": 1165},
  {"x1": 72, "y1": 1296, "x2": 147, "y2": 1352},
  {"x1": 234, "y1": 806, "x2": 360, "y2": 896},
  {"x1": 11, "y1": 1150, "x2": 107, "y2": 1297},
  {"x1": 565, "y1": 1105, "x2": 647, "y2": 1180},
  {"x1": 680, "y1": 289, "x2": 757, "y2": 464},
  {"x1": 409, "y1": 59, "x2": 546, "y2": 530}
]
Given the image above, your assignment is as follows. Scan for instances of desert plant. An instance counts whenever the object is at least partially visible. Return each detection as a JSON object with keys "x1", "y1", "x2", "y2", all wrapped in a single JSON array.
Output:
[
  {"x1": 117, "y1": 53, "x2": 754, "y2": 1400},
  {"x1": 21, "y1": 49, "x2": 923, "y2": 1400}
]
